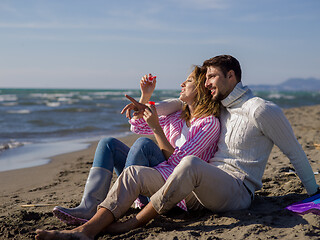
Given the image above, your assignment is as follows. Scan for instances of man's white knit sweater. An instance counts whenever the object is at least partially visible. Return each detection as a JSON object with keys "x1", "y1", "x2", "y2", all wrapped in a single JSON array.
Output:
[{"x1": 157, "y1": 82, "x2": 318, "y2": 195}]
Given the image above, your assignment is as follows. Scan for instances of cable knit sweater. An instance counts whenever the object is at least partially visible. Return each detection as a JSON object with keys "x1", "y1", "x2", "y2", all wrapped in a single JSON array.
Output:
[{"x1": 156, "y1": 83, "x2": 319, "y2": 195}]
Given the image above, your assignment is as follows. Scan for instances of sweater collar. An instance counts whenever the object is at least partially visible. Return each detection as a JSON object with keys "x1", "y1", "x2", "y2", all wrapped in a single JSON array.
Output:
[{"x1": 221, "y1": 82, "x2": 252, "y2": 108}]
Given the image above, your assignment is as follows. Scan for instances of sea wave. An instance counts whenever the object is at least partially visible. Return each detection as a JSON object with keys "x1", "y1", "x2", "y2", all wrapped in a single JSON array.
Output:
[
  {"x1": 96, "y1": 103, "x2": 113, "y2": 107},
  {"x1": 7, "y1": 109, "x2": 31, "y2": 114},
  {"x1": 79, "y1": 95, "x2": 93, "y2": 101},
  {"x1": 42, "y1": 126, "x2": 104, "y2": 137},
  {"x1": 54, "y1": 107, "x2": 98, "y2": 113},
  {"x1": 0, "y1": 94, "x2": 18, "y2": 102},
  {"x1": 57, "y1": 97, "x2": 76, "y2": 103},
  {"x1": 45, "y1": 102, "x2": 61, "y2": 107},
  {"x1": 30, "y1": 92, "x2": 76, "y2": 99},
  {"x1": 92, "y1": 90, "x2": 138, "y2": 96},
  {"x1": 0, "y1": 140, "x2": 29, "y2": 153},
  {"x1": 267, "y1": 93, "x2": 295, "y2": 99},
  {"x1": 1, "y1": 102, "x2": 18, "y2": 106},
  {"x1": 27, "y1": 119, "x2": 64, "y2": 127},
  {"x1": 0, "y1": 126, "x2": 104, "y2": 140},
  {"x1": 254, "y1": 90, "x2": 320, "y2": 108}
]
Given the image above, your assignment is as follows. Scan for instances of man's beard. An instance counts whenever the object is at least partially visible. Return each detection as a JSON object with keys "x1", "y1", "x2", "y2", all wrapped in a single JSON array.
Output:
[{"x1": 212, "y1": 91, "x2": 225, "y2": 101}]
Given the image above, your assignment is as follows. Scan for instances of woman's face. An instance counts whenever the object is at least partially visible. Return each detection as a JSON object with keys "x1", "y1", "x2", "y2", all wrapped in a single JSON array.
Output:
[{"x1": 179, "y1": 72, "x2": 197, "y2": 105}]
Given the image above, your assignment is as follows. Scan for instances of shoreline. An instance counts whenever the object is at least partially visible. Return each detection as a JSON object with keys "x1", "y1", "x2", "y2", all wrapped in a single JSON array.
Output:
[
  {"x1": 0, "y1": 132, "x2": 132, "y2": 173},
  {"x1": 0, "y1": 139, "x2": 98, "y2": 194},
  {"x1": 0, "y1": 105, "x2": 320, "y2": 239},
  {"x1": 0, "y1": 133, "x2": 141, "y2": 194},
  {"x1": 0, "y1": 139, "x2": 90, "y2": 173}
]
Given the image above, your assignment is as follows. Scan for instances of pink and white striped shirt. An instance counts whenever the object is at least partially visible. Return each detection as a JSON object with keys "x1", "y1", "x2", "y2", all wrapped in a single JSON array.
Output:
[{"x1": 129, "y1": 110, "x2": 220, "y2": 211}]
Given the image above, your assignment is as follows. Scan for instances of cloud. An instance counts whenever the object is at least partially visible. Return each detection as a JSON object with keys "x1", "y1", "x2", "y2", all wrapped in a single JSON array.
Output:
[
  {"x1": 1, "y1": 29, "x2": 231, "y2": 47},
  {"x1": 0, "y1": 2, "x2": 20, "y2": 15},
  {"x1": 0, "y1": 0, "x2": 230, "y2": 33},
  {"x1": 170, "y1": 0, "x2": 229, "y2": 10},
  {"x1": 0, "y1": 22, "x2": 103, "y2": 30}
]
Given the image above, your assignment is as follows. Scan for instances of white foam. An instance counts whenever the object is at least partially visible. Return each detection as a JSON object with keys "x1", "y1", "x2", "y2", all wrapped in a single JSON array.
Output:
[
  {"x1": 0, "y1": 140, "x2": 29, "y2": 152},
  {"x1": 7, "y1": 109, "x2": 31, "y2": 114},
  {"x1": 57, "y1": 97, "x2": 71, "y2": 102},
  {"x1": 2, "y1": 102, "x2": 17, "y2": 106},
  {"x1": 92, "y1": 91, "x2": 128, "y2": 96},
  {"x1": 268, "y1": 93, "x2": 295, "y2": 100},
  {"x1": 46, "y1": 102, "x2": 61, "y2": 107},
  {"x1": 0, "y1": 94, "x2": 18, "y2": 102},
  {"x1": 79, "y1": 95, "x2": 92, "y2": 101},
  {"x1": 30, "y1": 93, "x2": 76, "y2": 100}
]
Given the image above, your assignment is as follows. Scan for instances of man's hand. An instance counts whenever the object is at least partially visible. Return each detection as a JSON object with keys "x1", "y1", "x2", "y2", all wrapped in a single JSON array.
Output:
[
  {"x1": 312, "y1": 187, "x2": 320, "y2": 196},
  {"x1": 120, "y1": 95, "x2": 149, "y2": 119}
]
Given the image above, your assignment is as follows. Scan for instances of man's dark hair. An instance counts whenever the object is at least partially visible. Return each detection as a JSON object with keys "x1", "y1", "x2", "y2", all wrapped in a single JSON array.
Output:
[{"x1": 202, "y1": 55, "x2": 242, "y2": 82}]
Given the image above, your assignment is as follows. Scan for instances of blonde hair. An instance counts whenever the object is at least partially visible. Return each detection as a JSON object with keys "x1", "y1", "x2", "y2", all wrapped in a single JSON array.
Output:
[{"x1": 180, "y1": 65, "x2": 220, "y2": 122}]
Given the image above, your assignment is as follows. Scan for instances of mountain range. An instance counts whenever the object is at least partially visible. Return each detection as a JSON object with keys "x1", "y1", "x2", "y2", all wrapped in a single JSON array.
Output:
[{"x1": 249, "y1": 78, "x2": 320, "y2": 91}]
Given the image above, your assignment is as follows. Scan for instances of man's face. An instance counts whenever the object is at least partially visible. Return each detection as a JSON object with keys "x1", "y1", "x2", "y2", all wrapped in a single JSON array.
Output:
[{"x1": 205, "y1": 66, "x2": 233, "y2": 101}]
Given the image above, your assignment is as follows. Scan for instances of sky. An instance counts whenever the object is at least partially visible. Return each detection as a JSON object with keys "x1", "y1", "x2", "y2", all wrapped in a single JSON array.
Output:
[{"x1": 0, "y1": 0, "x2": 319, "y2": 90}]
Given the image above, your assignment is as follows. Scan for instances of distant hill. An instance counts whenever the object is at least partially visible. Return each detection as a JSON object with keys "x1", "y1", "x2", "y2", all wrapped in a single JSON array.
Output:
[{"x1": 249, "y1": 78, "x2": 320, "y2": 91}]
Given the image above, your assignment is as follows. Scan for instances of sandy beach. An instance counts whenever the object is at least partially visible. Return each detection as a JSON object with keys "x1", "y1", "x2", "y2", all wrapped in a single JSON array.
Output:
[{"x1": 0, "y1": 105, "x2": 320, "y2": 239}]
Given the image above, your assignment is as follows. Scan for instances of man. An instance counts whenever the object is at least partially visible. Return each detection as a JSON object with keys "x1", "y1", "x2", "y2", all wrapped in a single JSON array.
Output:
[{"x1": 35, "y1": 55, "x2": 319, "y2": 239}]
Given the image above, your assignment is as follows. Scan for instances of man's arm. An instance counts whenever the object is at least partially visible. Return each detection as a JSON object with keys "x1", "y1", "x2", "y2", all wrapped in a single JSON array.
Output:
[
  {"x1": 121, "y1": 98, "x2": 183, "y2": 119},
  {"x1": 254, "y1": 102, "x2": 319, "y2": 195},
  {"x1": 155, "y1": 98, "x2": 183, "y2": 116}
]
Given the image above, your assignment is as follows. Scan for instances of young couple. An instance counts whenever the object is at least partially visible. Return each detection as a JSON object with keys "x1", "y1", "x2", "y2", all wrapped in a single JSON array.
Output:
[{"x1": 35, "y1": 55, "x2": 319, "y2": 240}]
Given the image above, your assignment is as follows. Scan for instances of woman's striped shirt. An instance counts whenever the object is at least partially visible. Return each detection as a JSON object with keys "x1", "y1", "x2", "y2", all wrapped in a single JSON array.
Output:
[{"x1": 130, "y1": 110, "x2": 220, "y2": 211}]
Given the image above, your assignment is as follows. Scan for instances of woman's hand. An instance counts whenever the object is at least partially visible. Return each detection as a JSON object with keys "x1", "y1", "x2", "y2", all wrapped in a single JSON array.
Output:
[
  {"x1": 140, "y1": 74, "x2": 156, "y2": 104},
  {"x1": 122, "y1": 94, "x2": 161, "y2": 132},
  {"x1": 121, "y1": 95, "x2": 148, "y2": 119},
  {"x1": 143, "y1": 104, "x2": 161, "y2": 132},
  {"x1": 124, "y1": 94, "x2": 174, "y2": 159}
]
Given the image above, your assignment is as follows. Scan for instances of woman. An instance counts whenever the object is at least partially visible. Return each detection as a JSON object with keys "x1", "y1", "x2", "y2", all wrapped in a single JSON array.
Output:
[
  {"x1": 128, "y1": 66, "x2": 220, "y2": 211},
  {"x1": 36, "y1": 65, "x2": 220, "y2": 239},
  {"x1": 53, "y1": 74, "x2": 165, "y2": 225}
]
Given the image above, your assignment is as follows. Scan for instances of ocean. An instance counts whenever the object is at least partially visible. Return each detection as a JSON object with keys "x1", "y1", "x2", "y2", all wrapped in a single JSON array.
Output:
[{"x1": 0, "y1": 88, "x2": 319, "y2": 172}]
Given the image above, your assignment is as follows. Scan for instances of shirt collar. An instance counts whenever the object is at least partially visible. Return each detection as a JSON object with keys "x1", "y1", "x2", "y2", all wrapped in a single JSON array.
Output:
[{"x1": 221, "y1": 82, "x2": 252, "y2": 108}]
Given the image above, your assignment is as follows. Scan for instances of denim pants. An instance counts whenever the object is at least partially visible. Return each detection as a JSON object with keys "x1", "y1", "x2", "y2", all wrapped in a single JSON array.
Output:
[
  {"x1": 92, "y1": 137, "x2": 166, "y2": 175},
  {"x1": 92, "y1": 137, "x2": 166, "y2": 204}
]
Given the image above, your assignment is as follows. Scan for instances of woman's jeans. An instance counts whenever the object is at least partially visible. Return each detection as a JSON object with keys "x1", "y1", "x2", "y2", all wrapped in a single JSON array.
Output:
[{"x1": 92, "y1": 137, "x2": 166, "y2": 204}]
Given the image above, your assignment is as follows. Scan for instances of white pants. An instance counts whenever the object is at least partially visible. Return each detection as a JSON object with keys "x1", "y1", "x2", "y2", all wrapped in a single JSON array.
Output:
[{"x1": 100, "y1": 156, "x2": 252, "y2": 219}]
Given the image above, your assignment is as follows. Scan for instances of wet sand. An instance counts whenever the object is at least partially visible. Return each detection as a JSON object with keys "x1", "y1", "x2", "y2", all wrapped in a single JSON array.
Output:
[{"x1": 0, "y1": 105, "x2": 320, "y2": 239}]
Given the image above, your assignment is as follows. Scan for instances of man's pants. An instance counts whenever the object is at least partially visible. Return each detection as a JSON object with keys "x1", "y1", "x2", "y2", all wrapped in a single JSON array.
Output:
[{"x1": 99, "y1": 156, "x2": 252, "y2": 219}]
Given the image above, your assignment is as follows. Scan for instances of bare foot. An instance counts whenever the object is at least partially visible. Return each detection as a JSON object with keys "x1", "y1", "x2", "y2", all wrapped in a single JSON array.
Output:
[
  {"x1": 35, "y1": 229, "x2": 93, "y2": 240},
  {"x1": 105, "y1": 217, "x2": 139, "y2": 234}
]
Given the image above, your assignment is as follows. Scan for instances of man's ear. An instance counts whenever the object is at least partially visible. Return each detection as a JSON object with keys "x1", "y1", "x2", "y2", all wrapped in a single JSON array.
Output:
[
  {"x1": 227, "y1": 70, "x2": 236, "y2": 79},
  {"x1": 228, "y1": 70, "x2": 238, "y2": 85}
]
